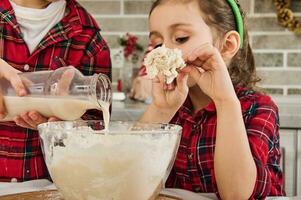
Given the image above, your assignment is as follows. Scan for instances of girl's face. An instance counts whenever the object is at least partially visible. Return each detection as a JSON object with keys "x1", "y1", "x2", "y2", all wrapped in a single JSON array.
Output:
[{"x1": 149, "y1": 1, "x2": 215, "y2": 87}]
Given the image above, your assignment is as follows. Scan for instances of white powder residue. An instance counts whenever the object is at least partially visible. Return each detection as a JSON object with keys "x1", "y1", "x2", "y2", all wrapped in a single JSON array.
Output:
[
  {"x1": 144, "y1": 45, "x2": 186, "y2": 84},
  {"x1": 48, "y1": 131, "x2": 178, "y2": 200}
]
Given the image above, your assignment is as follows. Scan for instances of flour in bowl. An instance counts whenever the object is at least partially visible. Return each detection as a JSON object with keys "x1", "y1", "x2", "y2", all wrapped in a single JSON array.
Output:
[{"x1": 48, "y1": 131, "x2": 179, "y2": 200}]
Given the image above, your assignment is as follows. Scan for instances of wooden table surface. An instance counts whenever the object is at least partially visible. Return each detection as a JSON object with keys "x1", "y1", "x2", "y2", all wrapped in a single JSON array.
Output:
[{"x1": 0, "y1": 190, "x2": 182, "y2": 200}]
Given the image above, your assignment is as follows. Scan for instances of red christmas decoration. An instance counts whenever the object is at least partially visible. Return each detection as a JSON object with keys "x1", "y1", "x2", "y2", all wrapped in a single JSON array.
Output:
[{"x1": 118, "y1": 33, "x2": 144, "y2": 59}]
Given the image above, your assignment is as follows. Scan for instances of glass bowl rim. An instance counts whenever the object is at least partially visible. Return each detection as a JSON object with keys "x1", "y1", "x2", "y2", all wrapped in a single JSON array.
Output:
[{"x1": 37, "y1": 120, "x2": 183, "y2": 135}]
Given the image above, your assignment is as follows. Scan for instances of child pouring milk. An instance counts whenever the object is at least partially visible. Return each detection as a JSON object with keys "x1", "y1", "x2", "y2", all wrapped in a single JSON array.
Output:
[{"x1": 0, "y1": 0, "x2": 111, "y2": 182}]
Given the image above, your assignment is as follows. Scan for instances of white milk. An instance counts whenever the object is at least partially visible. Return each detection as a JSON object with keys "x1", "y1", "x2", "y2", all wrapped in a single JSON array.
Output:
[
  {"x1": 97, "y1": 101, "x2": 110, "y2": 132},
  {"x1": 2, "y1": 96, "x2": 111, "y2": 130},
  {"x1": 48, "y1": 132, "x2": 178, "y2": 200}
]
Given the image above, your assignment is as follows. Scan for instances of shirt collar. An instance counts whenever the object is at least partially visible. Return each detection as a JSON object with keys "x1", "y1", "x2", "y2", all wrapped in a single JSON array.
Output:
[
  {"x1": 0, "y1": 0, "x2": 21, "y2": 34},
  {"x1": 1, "y1": 0, "x2": 101, "y2": 56},
  {"x1": 0, "y1": 0, "x2": 100, "y2": 39}
]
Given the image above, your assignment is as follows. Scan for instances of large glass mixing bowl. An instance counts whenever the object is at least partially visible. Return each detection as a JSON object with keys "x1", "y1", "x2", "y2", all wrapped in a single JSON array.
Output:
[{"x1": 38, "y1": 121, "x2": 182, "y2": 200}]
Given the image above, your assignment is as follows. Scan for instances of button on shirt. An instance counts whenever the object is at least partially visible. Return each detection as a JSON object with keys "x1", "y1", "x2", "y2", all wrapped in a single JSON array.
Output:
[{"x1": 23, "y1": 64, "x2": 29, "y2": 71}]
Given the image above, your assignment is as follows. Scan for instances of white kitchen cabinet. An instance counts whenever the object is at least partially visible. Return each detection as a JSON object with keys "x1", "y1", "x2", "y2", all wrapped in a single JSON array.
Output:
[{"x1": 280, "y1": 129, "x2": 298, "y2": 196}]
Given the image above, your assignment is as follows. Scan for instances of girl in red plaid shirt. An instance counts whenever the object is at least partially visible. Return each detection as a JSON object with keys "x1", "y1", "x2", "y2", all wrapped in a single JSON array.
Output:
[
  {"x1": 140, "y1": 0, "x2": 285, "y2": 199},
  {"x1": 0, "y1": 0, "x2": 111, "y2": 181}
]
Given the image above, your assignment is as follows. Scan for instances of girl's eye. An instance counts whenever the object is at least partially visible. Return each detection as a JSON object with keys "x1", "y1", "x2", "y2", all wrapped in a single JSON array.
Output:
[
  {"x1": 175, "y1": 37, "x2": 189, "y2": 44},
  {"x1": 154, "y1": 44, "x2": 163, "y2": 49}
]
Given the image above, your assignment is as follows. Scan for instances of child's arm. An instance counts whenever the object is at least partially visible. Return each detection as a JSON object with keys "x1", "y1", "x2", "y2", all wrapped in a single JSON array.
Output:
[
  {"x1": 186, "y1": 43, "x2": 257, "y2": 200},
  {"x1": 139, "y1": 103, "x2": 176, "y2": 124},
  {"x1": 18, "y1": 32, "x2": 112, "y2": 125},
  {"x1": 214, "y1": 98, "x2": 257, "y2": 200},
  {"x1": 240, "y1": 97, "x2": 282, "y2": 198},
  {"x1": 139, "y1": 73, "x2": 189, "y2": 123}
]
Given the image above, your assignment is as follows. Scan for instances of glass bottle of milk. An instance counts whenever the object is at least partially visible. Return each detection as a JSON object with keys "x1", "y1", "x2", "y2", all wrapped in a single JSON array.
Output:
[{"x1": 0, "y1": 67, "x2": 112, "y2": 122}]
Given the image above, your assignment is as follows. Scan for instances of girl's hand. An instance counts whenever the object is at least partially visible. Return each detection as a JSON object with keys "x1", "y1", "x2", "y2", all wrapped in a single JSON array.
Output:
[
  {"x1": 151, "y1": 71, "x2": 189, "y2": 114},
  {"x1": 139, "y1": 71, "x2": 189, "y2": 124},
  {"x1": 14, "y1": 111, "x2": 60, "y2": 130},
  {"x1": 185, "y1": 43, "x2": 237, "y2": 104}
]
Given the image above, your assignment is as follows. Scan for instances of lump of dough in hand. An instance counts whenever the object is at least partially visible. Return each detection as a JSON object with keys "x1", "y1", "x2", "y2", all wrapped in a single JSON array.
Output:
[{"x1": 143, "y1": 45, "x2": 186, "y2": 84}]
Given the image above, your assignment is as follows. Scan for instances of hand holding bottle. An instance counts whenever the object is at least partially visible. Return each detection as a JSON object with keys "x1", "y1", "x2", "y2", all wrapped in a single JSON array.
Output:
[{"x1": 0, "y1": 59, "x2": 27, "y2": 119}]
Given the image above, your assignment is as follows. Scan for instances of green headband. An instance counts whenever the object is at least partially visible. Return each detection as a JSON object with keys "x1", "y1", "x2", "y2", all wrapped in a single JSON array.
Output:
[{"x1": 226, "y1": 0, "x2": 244, "y2": 48}]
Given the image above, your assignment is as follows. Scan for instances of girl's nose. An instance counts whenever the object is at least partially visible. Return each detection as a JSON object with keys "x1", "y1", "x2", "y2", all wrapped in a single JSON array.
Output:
[{"x1": 163, "y1": 43, "x2": 174, "y2": 49}]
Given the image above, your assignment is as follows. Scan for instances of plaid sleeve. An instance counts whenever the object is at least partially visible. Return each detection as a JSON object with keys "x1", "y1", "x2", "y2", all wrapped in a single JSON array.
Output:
[
  {"x1": 245, "y1": 96, "x2": 282, "y2": 199},
  {"x1": 80, "y1": 31, "x2": 112, "y2": 120}
]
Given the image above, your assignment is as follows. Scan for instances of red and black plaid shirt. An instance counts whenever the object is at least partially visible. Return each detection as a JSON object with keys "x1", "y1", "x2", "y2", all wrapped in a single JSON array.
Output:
[
  {"x1": 0, "y1": 0, "x2": 111, "y2": 181},
  {"x1": 166, "y1": 86, "x2": 285, "y2": 199}
]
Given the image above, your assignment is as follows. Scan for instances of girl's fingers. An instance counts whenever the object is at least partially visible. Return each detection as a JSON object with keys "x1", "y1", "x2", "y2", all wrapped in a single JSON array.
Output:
[
  {"x1": 197, "y1": 67, "x2": 205, "y2": 73},
  {"x1": 28, "y1": 111, "x2": 47, "y2": 125},
  {"x1": 176, "y1": 72, "x2": 189, "y2": 93},
  {"x1": 166, "y1": 82, "x2": 176, "y2": 91},
  {"x1": 152, "y1": 76, "x2": 160, "y2": 84},
  {"x1": 157, "y1": 73, "x2": 166, "y2": 84},
  {"x1": 186, "y1": 65, "x2": 205, "y2": 85},
  {"x1": 20, "y1": 112, "x2": 37, "y2": 128},
  {"x1": 48, "y1": 117, "x2": 61, "y2": 122},
  {"x1": 14, "y1": 116, "x2": 34, "y2": 129},
  {"x1": 187, "y1": 43, "x2": 222, "y2": 71},
  {"x1": 152, "y1": 73, "x2": 166, "y2": 97},
  {"x1": 183, "y1": 42, "x2": 209, "y2": 60},
  {"x1": 179, "y1": 66, "x2": 191, "y2": 74},
  {"x1": 9, "y1": 74, "x2": 27, "y2": 96},
  {"x1": 187, "y1": 43, "x2": 214, "y2": 62},
  {"x1": 186, "y1": 58, "x2": 205, "y2": 68}
]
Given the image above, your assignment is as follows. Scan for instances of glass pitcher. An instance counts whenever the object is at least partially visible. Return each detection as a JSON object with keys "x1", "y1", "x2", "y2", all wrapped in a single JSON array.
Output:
[{"x1": 0, "y1": 67, "x2": 112, "y2": 121}]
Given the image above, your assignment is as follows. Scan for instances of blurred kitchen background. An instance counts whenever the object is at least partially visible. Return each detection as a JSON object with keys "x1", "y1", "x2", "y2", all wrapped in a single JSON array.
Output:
[{"x1": 77, "y1": 0, "x2": 301, "y2": 197}]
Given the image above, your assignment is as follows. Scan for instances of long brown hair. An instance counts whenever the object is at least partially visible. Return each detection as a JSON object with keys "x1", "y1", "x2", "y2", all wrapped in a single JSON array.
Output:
[{"x1": 150, "y1": 0, "x2": 260, "y2": 89}]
